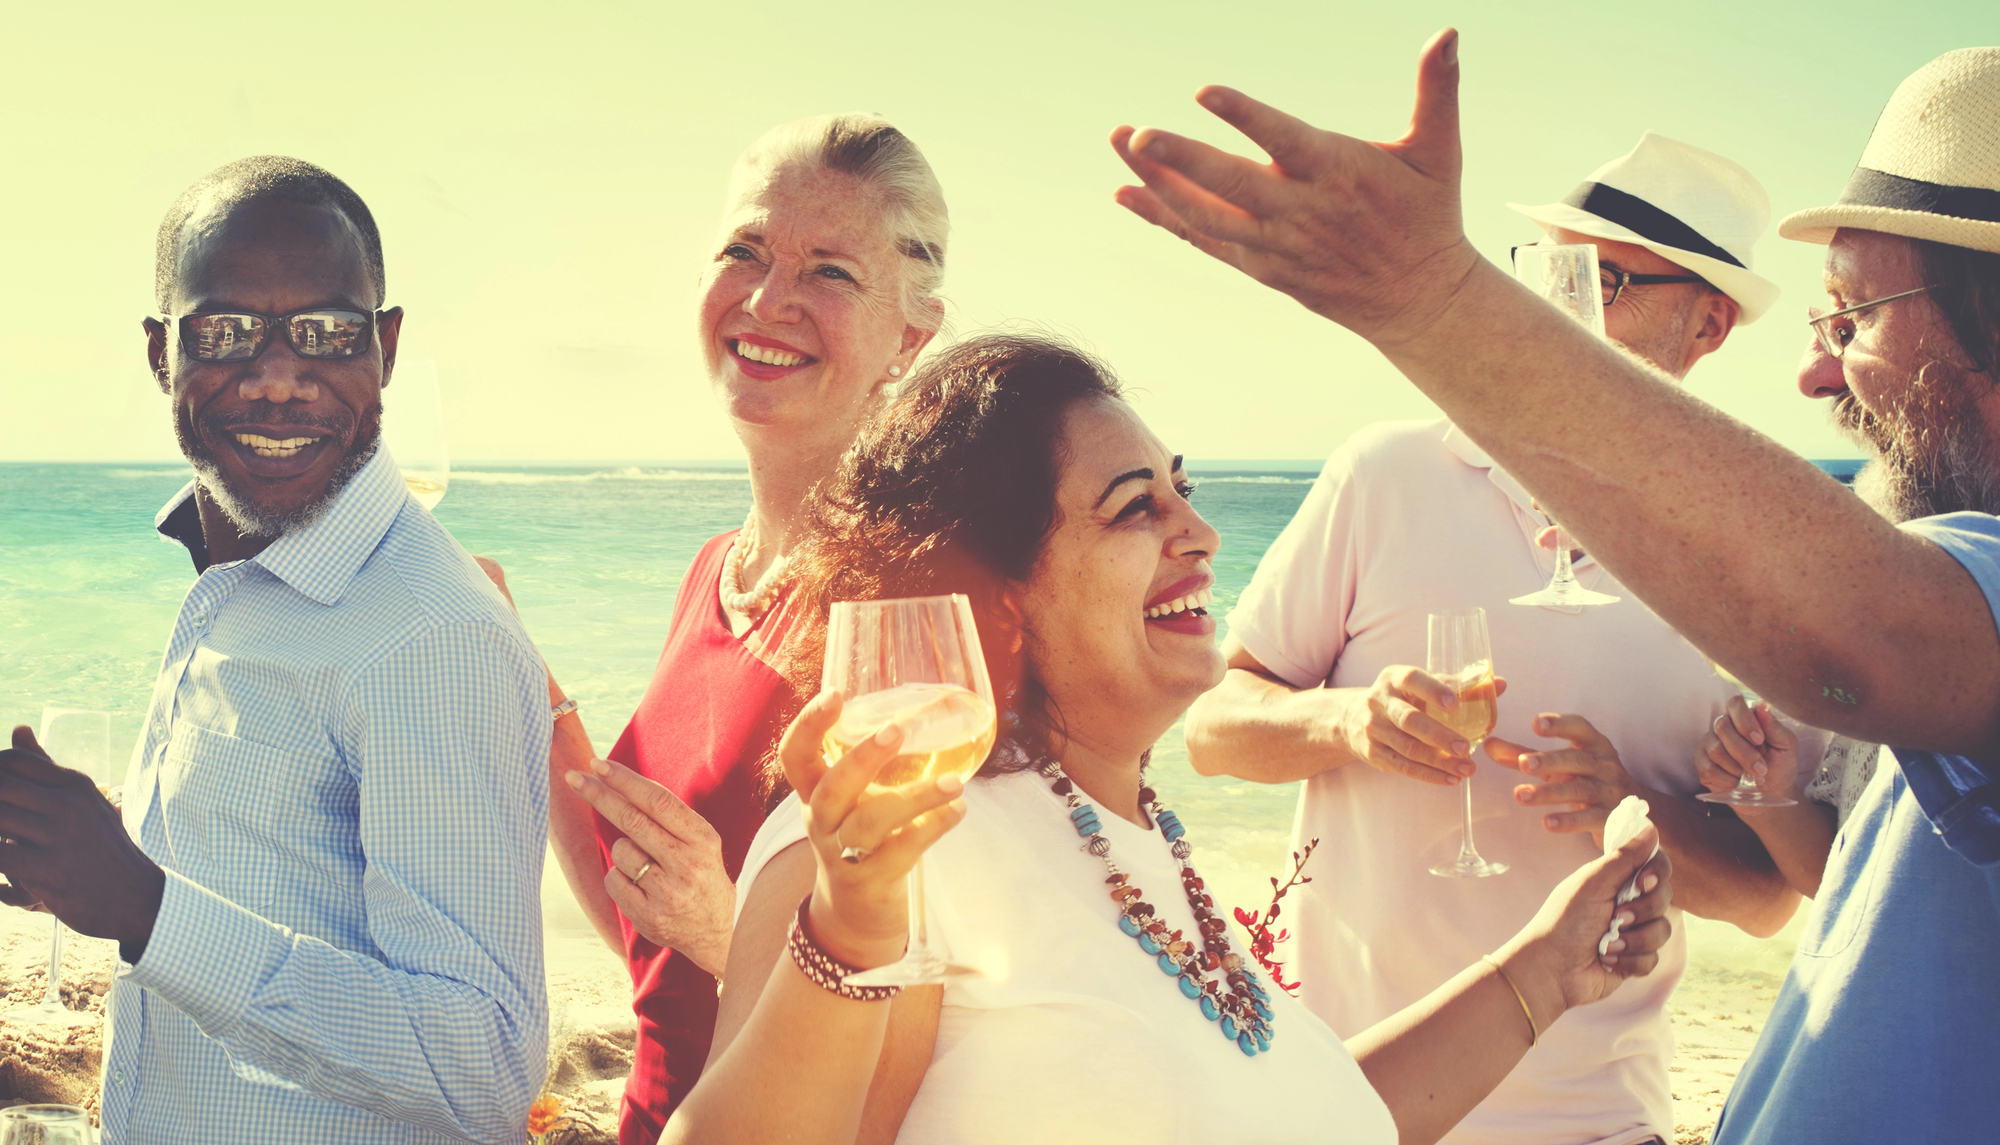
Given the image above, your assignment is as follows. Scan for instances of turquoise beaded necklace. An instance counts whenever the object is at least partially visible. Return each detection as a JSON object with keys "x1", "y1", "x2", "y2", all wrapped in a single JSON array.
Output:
[{"x1": 1039, "y1": 757, "x2": 1276, "y2": 1056}]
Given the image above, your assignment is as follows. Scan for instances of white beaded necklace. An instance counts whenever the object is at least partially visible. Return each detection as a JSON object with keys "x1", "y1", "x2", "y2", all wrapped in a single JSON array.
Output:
[{"x1": 725, "y1": 513, "x2": 791, "y2": 619}]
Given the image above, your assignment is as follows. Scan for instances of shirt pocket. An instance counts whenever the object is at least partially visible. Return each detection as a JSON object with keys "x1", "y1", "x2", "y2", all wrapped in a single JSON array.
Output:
[
  {"x1": 1793, "y1": 774, "x2": 1894, "y2": 960},
  {"x1": 158, "y1": 723, "x2": 328, "y2": 914}
]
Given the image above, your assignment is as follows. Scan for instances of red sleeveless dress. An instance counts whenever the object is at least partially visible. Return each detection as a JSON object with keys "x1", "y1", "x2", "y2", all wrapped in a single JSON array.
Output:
[{"x1": 600, "y1": 531, "x2": 792, "y2": 1145}]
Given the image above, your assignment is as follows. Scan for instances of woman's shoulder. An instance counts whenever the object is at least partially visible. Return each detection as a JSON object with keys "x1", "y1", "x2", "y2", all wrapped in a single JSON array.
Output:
[{"x1": 734, "y1": 791, "x2": 808, "y2": 924}]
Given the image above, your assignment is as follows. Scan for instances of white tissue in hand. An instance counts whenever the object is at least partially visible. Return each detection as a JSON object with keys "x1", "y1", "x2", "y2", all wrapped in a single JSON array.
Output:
[{"x1": 1599, "y1": 795, "x2": 1659, "y2": 956}]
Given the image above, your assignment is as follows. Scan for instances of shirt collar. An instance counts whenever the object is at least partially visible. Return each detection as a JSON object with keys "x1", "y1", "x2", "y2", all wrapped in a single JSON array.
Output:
[
  {"x1": 150, "y1": 448, "x2": 410, "y2": 605},
  {"x1": 1440, "y1": 423, "x2": 1538, "y2": 516}
]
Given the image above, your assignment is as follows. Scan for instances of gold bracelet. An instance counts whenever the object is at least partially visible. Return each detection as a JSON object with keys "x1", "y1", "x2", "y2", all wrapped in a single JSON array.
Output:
[{"x1": 1481, "y1": 955, "x2": 1538, "y2": 1047}]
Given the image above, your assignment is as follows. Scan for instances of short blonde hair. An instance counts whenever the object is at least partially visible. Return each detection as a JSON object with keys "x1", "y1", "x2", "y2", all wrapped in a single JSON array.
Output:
[{"x1": 733, "y1": 114, "x2": 949, "y2": 332}]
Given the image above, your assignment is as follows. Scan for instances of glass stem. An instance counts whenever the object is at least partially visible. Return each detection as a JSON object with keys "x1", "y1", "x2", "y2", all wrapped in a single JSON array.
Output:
[
  {"x1": 42, "y1": 918, "x2": 62, "y2": 1009},
  {"x1": 1460, "y1": 778, "x2": 1477, "y2": 859},
  {"x1": 905, "y1": 858, "x2": 930, "y2": 959},
  {"x1": 1550, "y1": 525, "x2": 1579, "y2": 588}
]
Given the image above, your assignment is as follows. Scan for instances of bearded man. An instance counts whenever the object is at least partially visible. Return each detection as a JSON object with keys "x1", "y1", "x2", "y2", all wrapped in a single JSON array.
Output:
[
  {"x1": 0, "y1": 158, "x2": 550, "y2": 1143},
  {"x1": 1113, "y1": 39, "x2": 2000, "y2": 1145}
]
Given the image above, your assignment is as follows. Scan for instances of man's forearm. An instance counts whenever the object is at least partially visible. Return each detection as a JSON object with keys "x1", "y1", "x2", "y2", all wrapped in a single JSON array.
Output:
[
  {"x1": 1185, "y1": 669, "x2": 1359, "y2": 782},
  {"x1": 1641, "y1": 787, "x2": 1799, "y2": 938}
]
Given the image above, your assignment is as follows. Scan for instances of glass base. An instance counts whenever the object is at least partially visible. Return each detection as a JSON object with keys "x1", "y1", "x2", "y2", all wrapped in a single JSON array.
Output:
[
  {"x1": 1510, "y1": 584, "x2": 1621, "y2": 607},
  {"x1": 1430, "y1": 853, "x2": 1510, "y2": 878},
  {"x1": 5, "y1": 1002, "x2": 84, "y2": 1026},
  {"x1": 844, "y1": 948, "x2": 981, "y2": 988},
  {"x1": 1696, "y1": 788, "x2": 1799, "y2": 807}
]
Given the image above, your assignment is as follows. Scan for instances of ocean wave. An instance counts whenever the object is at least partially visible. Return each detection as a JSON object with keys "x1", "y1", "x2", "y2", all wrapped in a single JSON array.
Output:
[
  {"x1": 451, "y1": 467, "x2": 749, "y2": 484},
  {"x1": 108, "y1": 467, "x2": 192, "y2": 479},
  {"x1": 1195, "y1": 475, "x2": 1315, "y2": 485}
]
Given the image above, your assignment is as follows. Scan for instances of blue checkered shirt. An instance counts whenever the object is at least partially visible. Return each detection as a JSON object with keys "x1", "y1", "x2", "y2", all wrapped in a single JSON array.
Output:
[{"x1": 103, "y1": 448, "x2": 551, "y2": 1144}]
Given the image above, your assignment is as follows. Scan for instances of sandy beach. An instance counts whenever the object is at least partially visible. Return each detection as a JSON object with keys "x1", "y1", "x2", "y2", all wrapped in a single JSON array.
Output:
[{"x1": 0, "y1": 872, "x2": 1798, "y2": 1143}]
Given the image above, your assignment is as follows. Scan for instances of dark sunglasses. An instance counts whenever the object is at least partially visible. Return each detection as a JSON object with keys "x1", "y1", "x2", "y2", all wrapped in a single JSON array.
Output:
[{"x1": 174, "y1": 308, "x2": 378, "y2": 362}]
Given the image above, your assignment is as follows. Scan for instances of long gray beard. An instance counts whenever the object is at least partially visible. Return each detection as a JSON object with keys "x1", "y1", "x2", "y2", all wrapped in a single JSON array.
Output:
[
  {"x1": 1838, "y1": 361, "x2": 2000, "y2": 523},
  {"x1": 179, "y1": 413, "x2": 382, "y2": 541}
]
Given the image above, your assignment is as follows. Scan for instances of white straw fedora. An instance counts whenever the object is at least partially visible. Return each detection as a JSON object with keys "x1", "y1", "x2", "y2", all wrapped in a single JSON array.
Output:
[
  {"x1": 1780, "y1": 48, "x2": 2000, "y2": 254},
  {"x1": 1509, "y1": 132, "x2": 1781, "y2": 323}
]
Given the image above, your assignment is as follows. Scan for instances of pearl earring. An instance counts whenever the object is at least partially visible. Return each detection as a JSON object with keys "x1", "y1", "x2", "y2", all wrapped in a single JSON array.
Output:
[{"x1": 888, "y1": 365, "x2": 902, "y2": 377}]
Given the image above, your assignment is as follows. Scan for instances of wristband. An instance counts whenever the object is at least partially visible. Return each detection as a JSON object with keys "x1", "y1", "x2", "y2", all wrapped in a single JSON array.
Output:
[
  {"x1": 788, "y1": 897, "x2": 902, "y2": 1002},
  {"x1": 1481, "y1": 954, "x2": 1539, "y2": 1046},
  {"x1": 551, "y1": 698, "x2": 578, "y2": 722}
]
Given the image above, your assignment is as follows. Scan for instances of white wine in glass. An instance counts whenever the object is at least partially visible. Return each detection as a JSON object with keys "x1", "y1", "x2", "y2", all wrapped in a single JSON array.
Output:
[
  {"x1": 8, "y1": 709, "x2": 111, "y2": 1026},
  {"x1": 1424, "y1": 610, "x2": 1509, "y2": 878},
  {"x1": 1695, "y1": 661, "x2": 1798, "y2": 808},
  {"x1": 822, "y1": 595, "x2": 996, "y2": 987},
  {"x1": 385, "y1": 359, "x2": 450, "y2": 510}
]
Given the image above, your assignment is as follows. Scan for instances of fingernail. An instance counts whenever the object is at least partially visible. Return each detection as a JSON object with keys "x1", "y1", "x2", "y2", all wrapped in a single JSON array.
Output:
[
  {"x1": 590, "y1": 757, "x2": 611, "y2": 776},
  {"x1": 1522, "y1": 755, "x2": 1539, "y2": 772},
  {"x1": 936, "y1": 773, "x2": 965, "y2": 795},
  {"x1": 1752, "y1": 760, "x2": 1768, "y2": 777},
  {"x1": 948, "y1": 797, "x2": 968, "y2": 814},
  {"x1": 874, "y1": 723, "x2": 903, "y2": 746},
  {"x1": 1641, "y1": 874, "x2": 1659, "y2": 893},
  {"x1": 1607, "y1": 938, "x2": 1626, "y2": 953},
  {"x1": 1616, "y1": 911, "x2": 1635, "y2": 928},
  {"x1": 1440, "y1": 693, "x2": 1457, "y2": 711},
  {"x1": 1195, "y1": 88, "x2": 1223, "y2": 109},
  {"x1": 1544, "y1": 815, "x2": 1559, "y2": 829},
  {"x1": 1135, "y1": 129, "x2": 1162, "y2": 155},
  {"x1": 1459, "y1": 761, "x2": 1475, "y2": 777},
  {"x1": 1535, "y1": 717, "x2": 1550, "y2": 733},
  {"x1": 564, "y1": 771, "x2": 585, "y2": 789},
  {"x1": 1452, "y1": 739, "x2": 1469, "y2": 757},
  {"x1": 1442, "y1": 29, "x2": 1458, "y2": 65}
]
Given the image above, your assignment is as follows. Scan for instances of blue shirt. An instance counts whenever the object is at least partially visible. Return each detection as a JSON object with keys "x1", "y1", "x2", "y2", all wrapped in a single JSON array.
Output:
[
  {"x1": 1712, "y1": 512, "x2": 2000, "y2": 1145},
  {"x1": 103, "y1": 449, "x2": 551, "y2": 1144}
]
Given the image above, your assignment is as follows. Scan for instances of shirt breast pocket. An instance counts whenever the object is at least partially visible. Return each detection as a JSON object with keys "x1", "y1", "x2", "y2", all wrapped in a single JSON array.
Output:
[
  {"x1": 158, "y1": 724, "x2": 335, "y2": 914},
  {"x1": 1794, "y1": 777, "x2": 1894, "y2": 960}
]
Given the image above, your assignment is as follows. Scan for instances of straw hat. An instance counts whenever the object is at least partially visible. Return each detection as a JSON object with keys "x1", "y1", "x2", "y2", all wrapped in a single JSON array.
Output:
[
  {"x1": 1781, "y1": 48, "x2": 2000, "y2": 254},
  {"x1": 1509, "y1": 132, "x2": 1781, "y2": 323}
]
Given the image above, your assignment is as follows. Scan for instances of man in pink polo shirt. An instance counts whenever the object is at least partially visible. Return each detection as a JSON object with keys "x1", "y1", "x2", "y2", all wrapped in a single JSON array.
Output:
[{"x1": 1184, "y1": 135, "x2": 1797, "y2": 1145}]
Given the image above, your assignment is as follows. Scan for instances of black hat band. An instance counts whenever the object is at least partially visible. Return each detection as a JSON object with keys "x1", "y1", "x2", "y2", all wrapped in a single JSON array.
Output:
[
  {"x1": 1561, "y1": 182, "x2": 1746, "y2": 269},
  {"x1": 1838, "y1": 167, "x2": 2000, "y2": 225}
]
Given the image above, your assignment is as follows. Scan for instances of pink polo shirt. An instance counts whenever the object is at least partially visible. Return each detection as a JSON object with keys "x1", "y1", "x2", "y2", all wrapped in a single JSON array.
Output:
[{"x1": 1228, "y1": 419, "x2": 1734, "y2": 1145}]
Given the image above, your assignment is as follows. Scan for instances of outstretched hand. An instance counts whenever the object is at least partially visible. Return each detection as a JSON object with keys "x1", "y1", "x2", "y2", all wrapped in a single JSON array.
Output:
[
  {"x1": 0, "y1": 726, "x2": 165, "y2": 958},
  {"x1": 778, "y1": 691, "x2": 969, "y2": 970},
  {"x1": 1109, "y1": 27, "x2": 1477, "y2": 348},
  {"x1": 1498, "y1": 822, "x2": 1673, "y2": 1016}
]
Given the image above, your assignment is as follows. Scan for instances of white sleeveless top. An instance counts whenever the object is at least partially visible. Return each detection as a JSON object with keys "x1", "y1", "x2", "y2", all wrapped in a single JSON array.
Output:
[{"x1": 736, "y1": 768, "x2": 1398, "y2": 1144}]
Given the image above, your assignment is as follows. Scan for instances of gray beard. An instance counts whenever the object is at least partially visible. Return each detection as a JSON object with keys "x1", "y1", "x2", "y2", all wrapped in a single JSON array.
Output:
[
  {"x1": 178, "y1": 411, "x2": 382, "y2": 541},
  {"x1": 1837, "y1": 361, "x2": 2000, "y2": 523}
]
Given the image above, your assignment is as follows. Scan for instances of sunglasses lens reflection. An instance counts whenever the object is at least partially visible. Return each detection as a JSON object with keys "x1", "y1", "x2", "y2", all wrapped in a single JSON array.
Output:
[
  {"x1": 288, "y1": 311, "x2": 371, "y2": 359},
  {"x1": 186, "y1": 313, "x2": 266, "y2": 361}
]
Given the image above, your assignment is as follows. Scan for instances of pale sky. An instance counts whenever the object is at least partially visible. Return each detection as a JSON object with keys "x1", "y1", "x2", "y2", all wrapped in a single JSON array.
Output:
[{"x1": 3, "y1": 0, "x2": 1993, "y2": 464}]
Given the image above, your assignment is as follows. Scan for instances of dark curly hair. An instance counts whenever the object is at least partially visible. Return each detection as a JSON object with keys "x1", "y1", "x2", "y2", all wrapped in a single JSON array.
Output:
[{"x1": 757, "y1": 332, "x2": 1125, "y2": 805}]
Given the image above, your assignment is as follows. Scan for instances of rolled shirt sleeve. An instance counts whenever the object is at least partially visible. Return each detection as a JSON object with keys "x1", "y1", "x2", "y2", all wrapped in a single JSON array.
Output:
[
  {"x1": 1890, "y1": 512, "x2": 2000, "y2": 866},
  {"x1": 126, "y1": 619, "x2": 551, "y2": 1142}
]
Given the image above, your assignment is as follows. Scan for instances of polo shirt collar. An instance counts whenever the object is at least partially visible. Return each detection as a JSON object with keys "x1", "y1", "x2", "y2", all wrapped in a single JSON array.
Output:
[
  {"x1": 151, "y1": 447, "x2": 409, "y2": 606},
  {"x1": 1440, "y1": 424, "x2": 1538, "y2": 517}
]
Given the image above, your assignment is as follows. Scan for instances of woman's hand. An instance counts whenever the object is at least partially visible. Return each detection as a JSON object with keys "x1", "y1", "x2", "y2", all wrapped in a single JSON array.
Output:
[
  {"x1": 565, "y1": 760, "x2": 735, "y2": 977},
  {"x1": 1495, "y1": 823, "x2": 1673, "y2": 1020},
  {"x1": 473, "y1": 556, "x2": 520, "y2": 613},
  {"x1": 780, "y1": 690, "x2": 969, "y2": 969},
  {"x1": 1697, "y1": 696, "x2": 1803, "y2": 808},
  {"x1": 1487, "y1": 713, "x2": 1645, "y2": 848}
]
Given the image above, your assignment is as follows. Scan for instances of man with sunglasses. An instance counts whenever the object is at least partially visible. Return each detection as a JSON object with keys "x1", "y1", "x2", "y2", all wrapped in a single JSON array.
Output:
[
  {"x1": 1184, "y1": 133, "x2": 1784, "y2": 1145},
  {"x1": 0, "y1": 157, "x2": 550, "y2": 1143},
  {"x1": 1123, "y1": 36, "x2": 2000, "y2": 1145}
]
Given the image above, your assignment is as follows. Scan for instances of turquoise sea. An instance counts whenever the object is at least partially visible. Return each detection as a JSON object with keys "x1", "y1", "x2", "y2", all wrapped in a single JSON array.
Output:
[
  {"x1": 0, "y1": 458, "x2": 1857, "y2": 965},
  {"x1": 0, "y1": 461, "x2": 1318, "y2": 926}
]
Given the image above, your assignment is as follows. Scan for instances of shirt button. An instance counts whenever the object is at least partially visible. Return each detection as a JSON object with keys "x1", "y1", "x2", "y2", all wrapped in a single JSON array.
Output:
[
  {"x1": 191, "y1": 611, "x2": 208, "y2": 627},
  {"x1": 113, "y1": 1069, "x2": 125, "y2": 1084}
]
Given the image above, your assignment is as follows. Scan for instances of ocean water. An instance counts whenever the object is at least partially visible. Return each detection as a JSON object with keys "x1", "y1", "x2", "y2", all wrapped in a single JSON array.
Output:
[
  {"x1": 0, "y1": 458, "x2": 1849, "y2": 969},
  {"x1": 0, "y1": 461, "x2": 1316, "y2": 928}
]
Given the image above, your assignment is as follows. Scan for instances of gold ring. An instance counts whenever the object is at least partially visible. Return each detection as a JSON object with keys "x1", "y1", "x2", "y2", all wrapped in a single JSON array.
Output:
[{"x1": 633, "y1": 862, "x2": 653, "y2": 882}]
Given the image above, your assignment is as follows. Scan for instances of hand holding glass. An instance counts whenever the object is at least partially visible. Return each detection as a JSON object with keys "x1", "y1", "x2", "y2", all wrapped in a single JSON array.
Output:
[
  {"x1": 0, "y1": 1104, "x2": 94, "y2": 1145},
  {"x1": 1424, "y1": 610, "x2": 1508, "y2": 878},
  {"x1": 7, "y1": 709, "x2": 112, "y2": 1025},
  {"x1": 1695, "y1": 665, "x2": 1798, "y2": 808},
  {"x1": 822, "y1": 595, "x2": 996, "y2": 986}
]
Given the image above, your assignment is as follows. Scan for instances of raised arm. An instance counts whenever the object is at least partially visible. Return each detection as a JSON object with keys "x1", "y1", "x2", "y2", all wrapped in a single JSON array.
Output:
[{"x1": 1109, "y1": 30, "x2": 2000, "y2": 757}]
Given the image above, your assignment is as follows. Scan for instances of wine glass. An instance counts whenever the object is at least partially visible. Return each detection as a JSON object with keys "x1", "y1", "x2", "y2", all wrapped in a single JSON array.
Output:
[
  {"x1": 8, "y1": 708, "x2": 110, "y2": 1026},
  {"x1": 1424, "y1": 609, "x2": 1509, "y2": 878},
  {"x1": 1695, "y1": 661, "x2": 1799, "y2": 808},
  {"x1": 821, "y1": 595, "x2": 996, "y2": 987},
  {"x1": 385, "y1": 359, "x2": 450, "y2": 511},
  {"x1": 0, "y1": 1105, "x2": 93, "y2": 1145},
  {"x1": 1509, "y1": 243, "x2": 1619, "y2": 609}
]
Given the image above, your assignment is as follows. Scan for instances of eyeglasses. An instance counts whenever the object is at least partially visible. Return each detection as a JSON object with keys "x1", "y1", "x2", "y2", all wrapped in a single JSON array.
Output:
[
  {"x1": 1509, "y1": 246, "x2": 1709, "y2": 307},
  {"x1": 173, "y1": 308, "x2": 378, "y2": 362},
  {"x1": 1806, "y1": 286, "x2": 1936, "y2": 359}
]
